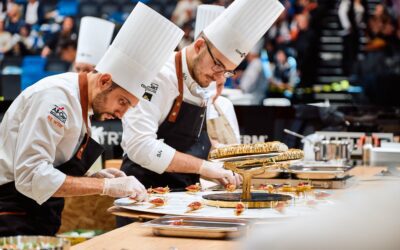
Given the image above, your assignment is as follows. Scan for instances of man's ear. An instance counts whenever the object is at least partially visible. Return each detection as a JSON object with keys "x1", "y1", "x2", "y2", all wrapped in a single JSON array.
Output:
[
  {"x1": 194, "y1": 38, "x2": 206, "y2": 54},
  {"x1": 98, "y1": 73, "x2": 113, "y2": 91}
]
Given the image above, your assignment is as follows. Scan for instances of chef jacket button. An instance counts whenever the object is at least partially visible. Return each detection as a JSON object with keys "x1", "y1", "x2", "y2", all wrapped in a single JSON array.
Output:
[
  {"x1": 172, "y1": 112, "x2": 176, "y2": 116},
  {"x1": 177, "y1": 102, "x2": 180, "y2": 107}
]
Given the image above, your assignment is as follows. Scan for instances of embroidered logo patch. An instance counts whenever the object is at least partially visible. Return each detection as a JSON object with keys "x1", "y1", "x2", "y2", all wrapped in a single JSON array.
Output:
[
  {"x1": 142, "y1": 92, "x2": 153, "y2": 101},
  {"x1": 141, "y1": 83, "x2": 159, "y2": 94},
  {"x1": 235, "y1": 49, "x2": 246, "y2": 58},
  {"x1": 50, "y1": 105, "x2": 67, "y2": 124},
  {"x1": 141, "y1": 82, "x2": 158, "y2": 102}
]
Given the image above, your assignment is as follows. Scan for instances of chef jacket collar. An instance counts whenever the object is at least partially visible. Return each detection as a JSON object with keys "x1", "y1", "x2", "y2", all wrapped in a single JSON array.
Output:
[{"x1": 181, "y1": 48, "x2": 207, "y2": 106}]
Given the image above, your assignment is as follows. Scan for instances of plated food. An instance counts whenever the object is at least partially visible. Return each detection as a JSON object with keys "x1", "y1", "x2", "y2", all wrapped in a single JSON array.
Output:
[
  {"x1": 185, "y1": 183, "x2": 201, "y2": 193},
  {"x1": 149, "y1": 198, "x2": 167, "y2": 207},
  {"x1": 186, "y1": 201, "x2": 203, "y2": 213},
  {"x1": 225, "y1": 184, "x2": 236, "y2": 192},
  {"x1": 148, "y1": 186, "x2": 170, "y2": 195},
  {"x1": 234, "y1": 202, "x2": 245, "y2": 216}
]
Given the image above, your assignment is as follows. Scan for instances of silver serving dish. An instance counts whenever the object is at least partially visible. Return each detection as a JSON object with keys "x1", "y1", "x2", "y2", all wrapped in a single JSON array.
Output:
[
  {"x1": 290, "y1": 165, "x2": 353, "y2": 180},
  {"x1": 143, "y1": 216, "x2": 250, "y2": 239},
  {"x1": 0, "y1": 236, "x2": 70, "y2": 250},
  {"x1": 314, "y1": 140, "x2": 353, "y2": 162}
]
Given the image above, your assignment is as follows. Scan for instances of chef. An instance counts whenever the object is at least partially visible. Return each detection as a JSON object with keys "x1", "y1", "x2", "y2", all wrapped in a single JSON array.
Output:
[
  {"x1": 120, "y1": 0, "x2": 284, "y2": 189},
  {"x1": 0, "y1": 3, "x2": 183, "y2": 236},
  {"x1": 193, "y1": 5, "x2": 241, "y2": 146},
  {"x1": 74, "y1": 17, "x2": 116, "y2": 175},
  {"x1": 74, "y1": 16, "x2": 115, "y2": 73}
]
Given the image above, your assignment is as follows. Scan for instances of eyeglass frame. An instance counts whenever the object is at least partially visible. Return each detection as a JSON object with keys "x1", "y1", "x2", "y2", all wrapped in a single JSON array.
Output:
[{"x1": 202, "y1": 37, "x2": 236, "y2": 78}]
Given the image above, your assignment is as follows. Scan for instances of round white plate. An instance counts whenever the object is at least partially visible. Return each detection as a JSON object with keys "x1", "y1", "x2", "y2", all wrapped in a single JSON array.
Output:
[{"x1": 114, "y1": 191, "x2": 334, "y2": 220}]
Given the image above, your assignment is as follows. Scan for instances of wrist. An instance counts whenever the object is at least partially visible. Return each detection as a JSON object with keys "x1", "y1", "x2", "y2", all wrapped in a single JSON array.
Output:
[{"x1": 101, "y1": 178, "x2": 108, "y2": 195}]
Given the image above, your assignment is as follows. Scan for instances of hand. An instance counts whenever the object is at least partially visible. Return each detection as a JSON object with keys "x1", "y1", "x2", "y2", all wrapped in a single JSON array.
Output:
[
  {"x1": 102, "y1": 176, "x2": 147, "y2": 201},
  {"x1": 91, "y1": 168, "x2": 127, "y2": 178},
  {"x1": 199, "y1": 161, "x2": 242, "y2": 186}
]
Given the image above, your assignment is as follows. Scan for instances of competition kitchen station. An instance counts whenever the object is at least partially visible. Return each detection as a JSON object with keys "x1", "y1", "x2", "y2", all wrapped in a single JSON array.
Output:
[{"x1": 0, "y1": 0, "x2": 400, "y2": 249}]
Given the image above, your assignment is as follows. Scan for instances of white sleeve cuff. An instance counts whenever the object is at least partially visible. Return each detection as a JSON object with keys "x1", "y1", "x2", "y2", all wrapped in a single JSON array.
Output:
[
  {"x1": 142, "y1": 141, "x2": 176, "y2": 174},
  {"x1": 31, "y1": 167, "x2": 67, "y2": 205}
]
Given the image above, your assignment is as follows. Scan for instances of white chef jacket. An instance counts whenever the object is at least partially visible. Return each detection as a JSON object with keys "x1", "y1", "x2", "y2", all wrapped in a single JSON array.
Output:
[
  {"x1": 207, "y1": 96, "x2": 241, "y2": 144},
  {"x1": 0, "y1": 72, "x2": 86, "y2": 205},
  {"x1": 122, "y1": 49, "x2": 207, "y2": 174}
]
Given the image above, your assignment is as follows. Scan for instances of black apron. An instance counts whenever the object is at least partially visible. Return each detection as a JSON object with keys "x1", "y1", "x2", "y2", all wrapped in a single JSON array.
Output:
[
  {"x1": 121, "y1": 51, "x2": 212, "y2": 191},
  {"x1": 0, "y1": 73, "x2": 104, "y2": 236}
]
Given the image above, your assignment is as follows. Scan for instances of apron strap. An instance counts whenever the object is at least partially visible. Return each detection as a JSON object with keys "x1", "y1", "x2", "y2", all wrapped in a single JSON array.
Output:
[
  {"x1": 76, "y1": 72, "x2": 91, "y2": 159},
  {"x1": 167, "y1": 51, "x2": 184, "y2": 123}
]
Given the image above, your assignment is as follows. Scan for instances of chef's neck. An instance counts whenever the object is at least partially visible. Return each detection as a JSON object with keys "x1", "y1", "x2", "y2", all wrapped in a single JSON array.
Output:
[{"x1": 185, "y1": 44, "x2": 197, "y2": 81}]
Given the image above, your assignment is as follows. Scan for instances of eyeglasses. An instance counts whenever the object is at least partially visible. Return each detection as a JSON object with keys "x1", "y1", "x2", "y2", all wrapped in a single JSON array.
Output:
[{"x1": 203, "y1": 39, "x2": 236, "y2": 78}]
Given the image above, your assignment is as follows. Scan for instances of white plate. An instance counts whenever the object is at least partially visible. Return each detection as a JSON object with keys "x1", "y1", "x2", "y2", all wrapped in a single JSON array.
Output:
[{"x1": 114, "y1": 191, "x2": 334, "y2": 220}]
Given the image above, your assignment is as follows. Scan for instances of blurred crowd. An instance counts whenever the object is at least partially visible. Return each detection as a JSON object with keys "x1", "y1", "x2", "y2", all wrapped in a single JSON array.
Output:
[
  {"x1": 0, "y1": 0, "x2": 78, "y2": 63},
  {"x1": 0, "y1": 0, "x2": 399, "y2": 105}
]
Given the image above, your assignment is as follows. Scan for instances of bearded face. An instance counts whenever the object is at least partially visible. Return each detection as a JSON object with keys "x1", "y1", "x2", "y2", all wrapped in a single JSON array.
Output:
[{"x1": 92, "y1": 87, "x2": 117, "y2": 121}]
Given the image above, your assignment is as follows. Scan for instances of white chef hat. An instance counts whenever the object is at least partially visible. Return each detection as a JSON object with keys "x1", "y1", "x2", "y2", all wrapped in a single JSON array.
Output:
[
  {"x1": 76, "y1": 17, "x2": 115, "y2": 66},
  {"x1": 194, "y1": 5, "x2": 225, "y2": 39},
  {"x1": 96, "y1": 2, "x2": 184, "y2": 98},
  {"x1": 203, "y1": 0, "x2": 284, "y2": 66}
]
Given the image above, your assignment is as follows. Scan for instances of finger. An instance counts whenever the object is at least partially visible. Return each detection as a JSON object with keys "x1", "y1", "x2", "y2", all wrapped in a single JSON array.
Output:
[
  {"x1": 224, "y1": 173, "x2": 237, "y2": 186},
  {"x1": 101, "y1": 172, "x2": 115, "y2": 178},
  {"x1": 217, "y1": 178, "x2": 228, "y2": 186},
  {"x1": 136, "y1": 192, "x2": 147, "y2": 202},
  {"x1": 108, "y1": 169, "x2": 126, "y2": 177},
  {"x1": 129, "y1": 191, "x2": 137, "y2": 199}
]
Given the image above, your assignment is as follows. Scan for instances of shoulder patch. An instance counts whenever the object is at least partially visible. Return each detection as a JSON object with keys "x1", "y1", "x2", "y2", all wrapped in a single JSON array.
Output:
[
  {"x1": 50, "y1": 105, "x2": 67, "y2": 124},
  {"x1": 141, "y1": 82, "x2": 159, "y2": 102}
]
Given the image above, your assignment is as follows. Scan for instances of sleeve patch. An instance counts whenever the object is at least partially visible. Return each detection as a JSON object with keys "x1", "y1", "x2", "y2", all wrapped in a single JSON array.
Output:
[{"x1": 49, "y1": 105, "x2": 67, "y2": 128}]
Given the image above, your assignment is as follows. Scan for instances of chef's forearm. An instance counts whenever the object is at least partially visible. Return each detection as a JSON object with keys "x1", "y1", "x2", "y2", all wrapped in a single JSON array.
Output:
[
  {"x1": 53, "y1": 176, "x2": 104, "y2": 197},
  {"x1": 165, "y1": 151, "x2": 203, "y2": 174}
]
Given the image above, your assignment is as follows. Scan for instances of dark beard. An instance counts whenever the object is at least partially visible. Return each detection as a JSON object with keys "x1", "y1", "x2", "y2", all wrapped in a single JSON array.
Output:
[{"x1": 92, "y1": 89, "x2": 114, "y2": 121}]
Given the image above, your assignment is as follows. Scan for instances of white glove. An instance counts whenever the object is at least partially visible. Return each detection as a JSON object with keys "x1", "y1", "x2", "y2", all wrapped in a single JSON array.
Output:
[
  {"x1": 199, "y1": 161, "x2": 242, "y2": 186},
  {"x1": 102, "y1": 176, "x2": 147, "y2": 201},
  {"x1": 90, "y1": 168, "x2": 127, "y2": 178}
]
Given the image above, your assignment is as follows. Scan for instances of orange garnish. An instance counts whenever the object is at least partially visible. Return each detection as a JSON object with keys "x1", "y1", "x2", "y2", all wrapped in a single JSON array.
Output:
[
  {"x1": 185, "y1": 183, "x2": 201, "y2": 193},
  {"x1": 235, "y1": 202, "x2": 245, "y2": 216}
]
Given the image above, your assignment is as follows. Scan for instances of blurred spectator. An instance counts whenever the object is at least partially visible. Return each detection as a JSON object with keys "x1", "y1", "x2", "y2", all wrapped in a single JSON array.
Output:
[
  {"x1": 338, "y1": 0, "x2": 367, "y2": 76},
  {"x1": 22, "y1": 0, "x2": 44, "y2": 27},
  {"x1": 0, "y1": 0, "x2": 15, "y2": 20},
  {"x1": 366, "y1": 4, "x2": 395, "y2": 52},
  {"x1": 178, "y1": 21, "x2": 193, "y2": 50},
  {"x1": 269, "y1": 49, "x2": 298, "y2": 98},
  {"x1": 239, "y1": 50, "x2": 269, "y2": 105},
  {"x1": 11, "y1": 24, "x2": 43, "y2": 56},
  {"x1": 171, "y1": 0, "x2": 200, "y2": 27},
  {"x1": 293, "y1": 13, "x2": 317, "y2": 87},
  {"x1": 266, "y1": 11, "x2": 292, "y2": 48},
  {"x1": 4, "y1": 4, "x2": 24, "y2": 35},
  {"x1": 58, "y1": 39, "x2": 76, "y2": 63},
  {"x1": 0, "y1": 19, "x2": 12, "y2": 55},
  {"x1": 41, "y1": 16, "x2": 77, "y2": 58}
]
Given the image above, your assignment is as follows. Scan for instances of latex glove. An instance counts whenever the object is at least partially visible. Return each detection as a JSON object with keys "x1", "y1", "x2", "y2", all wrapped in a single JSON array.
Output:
[
  {"x1": 91, "y1": 168, "x2": 127, "y2": 178},
  {"x1": 199, "y1": 161, "x2": 242, "y2": 186},
  {"x1": 102, "y1": 176, "x2": 147, "y2": 201}
]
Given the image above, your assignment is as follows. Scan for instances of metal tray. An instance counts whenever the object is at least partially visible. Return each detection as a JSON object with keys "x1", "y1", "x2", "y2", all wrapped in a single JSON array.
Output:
[
  {"x1": 292, "y1": 170, "x2": 348, "y2": 180},
  {"x1": 289, "y1": 161, "x2": 352, "y2": 171},
  {"x1": 143, "y1": 216, "x2": 250, "y2": 239}
]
